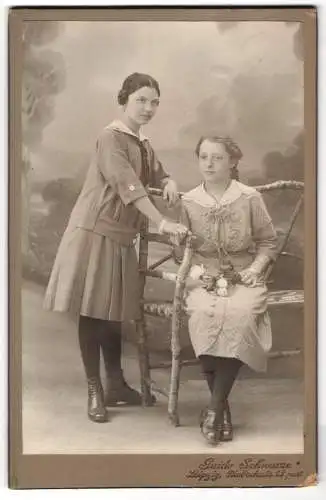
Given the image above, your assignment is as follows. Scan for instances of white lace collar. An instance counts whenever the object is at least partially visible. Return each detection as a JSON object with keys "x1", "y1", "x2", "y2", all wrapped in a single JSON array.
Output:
[
  {"x1": 182, "y1": 180, "x2": 256, "y2": 207},
  {"x1": 105, "y1": 120, "x2": 148, "y2": 142}
]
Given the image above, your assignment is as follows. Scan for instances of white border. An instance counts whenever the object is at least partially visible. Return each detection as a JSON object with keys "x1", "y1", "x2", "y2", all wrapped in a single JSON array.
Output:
[{"x1": 1, "y1": 0, "x2": 325, "y2": 498}]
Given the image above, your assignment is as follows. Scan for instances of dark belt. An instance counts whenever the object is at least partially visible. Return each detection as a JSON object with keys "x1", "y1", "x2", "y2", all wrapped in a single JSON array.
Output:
[{"x1": 78, "y1": 216, "x2": 139, "y2": 247}]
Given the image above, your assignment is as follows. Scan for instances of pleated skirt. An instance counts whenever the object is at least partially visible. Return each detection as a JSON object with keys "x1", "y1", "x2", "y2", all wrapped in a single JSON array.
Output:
[{"x1": 43, "y1": 227, "x2": 141, "y2": 321}]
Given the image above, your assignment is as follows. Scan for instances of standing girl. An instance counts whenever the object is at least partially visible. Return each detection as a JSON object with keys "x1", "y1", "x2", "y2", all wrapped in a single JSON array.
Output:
[
  {"x1": 44, "y1": 73, "x2": 188, "y2": 423},
  {"x1": 180, "y1": 135, "x2": 278, "y2": 445}
]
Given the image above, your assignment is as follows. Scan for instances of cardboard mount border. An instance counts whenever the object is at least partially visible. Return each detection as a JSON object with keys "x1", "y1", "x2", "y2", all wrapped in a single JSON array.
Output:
[{"x1": 8, "y1": 6, "x2": 317, "y2": 489}]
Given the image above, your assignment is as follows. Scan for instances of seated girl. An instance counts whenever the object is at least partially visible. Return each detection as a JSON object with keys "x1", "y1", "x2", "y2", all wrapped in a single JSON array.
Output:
[{"x1": 178, "y1": 135, "x2": 278, "y2": 446}]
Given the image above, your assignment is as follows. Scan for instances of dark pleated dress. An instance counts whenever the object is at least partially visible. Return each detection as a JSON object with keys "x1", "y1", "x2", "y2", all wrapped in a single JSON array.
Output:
[{"x1": 43, "y1": 120, "x2": 169, "y2": 322}]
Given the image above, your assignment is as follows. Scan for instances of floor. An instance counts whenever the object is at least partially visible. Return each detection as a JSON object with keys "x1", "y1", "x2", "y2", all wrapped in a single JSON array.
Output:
[{"x1": 21, "y1": 281, "x2": 304, "y2": 455}]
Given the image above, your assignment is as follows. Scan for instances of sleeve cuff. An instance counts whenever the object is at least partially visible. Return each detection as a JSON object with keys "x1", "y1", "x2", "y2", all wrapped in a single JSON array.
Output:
[
  {"x1": 256, "y1": 247, "x2": 278, "y2": 262},
  {"x1": 120, "y1": 183, "x2": 148, "y2": 205}
]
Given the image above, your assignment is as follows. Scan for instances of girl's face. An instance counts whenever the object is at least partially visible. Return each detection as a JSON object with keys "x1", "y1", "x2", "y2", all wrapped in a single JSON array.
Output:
[
  {"x1": 124, "y1": 86, "x2": 160, "y2": 127},
  {"x1": 198, "y1": 140, "x2": 232, "y2": 184}
]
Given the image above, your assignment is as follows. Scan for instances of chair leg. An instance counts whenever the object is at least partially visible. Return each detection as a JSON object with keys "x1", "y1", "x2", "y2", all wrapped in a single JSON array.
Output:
[
  {"x1": 168, "y1": 234, "x2": 193, "y2": 427},
  {"x1": 168, "y1": 353, "x2": 181, "y2": 426},
  {"x1": 136, "y1": 222, "x2": 154, "y2": 407},
  {"x1": 136, "y1": 318, "x2": 154, "y2": 407}
]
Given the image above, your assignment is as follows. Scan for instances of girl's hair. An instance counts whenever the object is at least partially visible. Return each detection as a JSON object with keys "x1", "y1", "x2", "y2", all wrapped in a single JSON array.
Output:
[
  {"x1": 118, "y1": 73, "x2": 160, "y2": 106},
  {"x1": 195, "y1": 135, "x2": 243, "y2": 181}
]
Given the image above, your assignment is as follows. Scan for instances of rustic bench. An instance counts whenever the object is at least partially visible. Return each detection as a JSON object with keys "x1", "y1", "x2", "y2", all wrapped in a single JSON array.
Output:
[{"x1": 135, "y1": 180, "x2": 304, "y2": 425}]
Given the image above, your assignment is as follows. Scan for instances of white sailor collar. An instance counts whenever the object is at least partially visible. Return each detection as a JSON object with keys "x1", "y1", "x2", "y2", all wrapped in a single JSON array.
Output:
[
  {"x1": 182, "y1": 180, "x2": 257, "y2": 208},
  {"x1": 105, "y1": 119, "x2": 148, "y2": 142}
]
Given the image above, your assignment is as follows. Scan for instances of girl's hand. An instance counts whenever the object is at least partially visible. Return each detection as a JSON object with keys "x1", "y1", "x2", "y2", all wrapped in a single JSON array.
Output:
[
  {"x1": 162, "y1": 179, "x2": 179, "y2": 207},
  {"x1": 239, "y1": 267, "x2": 261, "y2": 287},
  {"x1": 185, "y1": 265, "x2": 204, "y2": 291},
  {"x1": 189, "y1": 264, "x2": 205, "y2": 281},
  {"x1": 185, "y1": 276, "x2": 203, "y2": 290},
  {"x1": 160, "y1": 220, "x2": 189, "y2": 246}
]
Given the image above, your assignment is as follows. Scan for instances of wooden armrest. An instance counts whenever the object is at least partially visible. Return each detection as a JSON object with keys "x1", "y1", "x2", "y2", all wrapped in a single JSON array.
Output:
[
  {"x1": 144, "y1": 233, "x2": 172, "y2": 245},
  {"x1": 143, "y1": 289, "x2": 304, "y2": 318},
  {"x1": 147, "y1": 181, "x2": 304, "y2": 200},
  {"x1": 145, "y1": 269, "x2": 177, "y2": 282},
  {"x1": 267, "y1": 289, "x2": 304, "y2": 306}
]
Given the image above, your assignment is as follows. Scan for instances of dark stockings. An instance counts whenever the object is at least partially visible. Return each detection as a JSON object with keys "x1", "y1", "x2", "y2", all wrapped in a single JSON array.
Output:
[
  {"x1": 78, "y1": 315, "x2": 143, "y2": 409},
  {"x1": 78, "y1": 316, "x2": 101, "y2": 379},
  {"x1": 199, "y1": 355, "x2": 242, "y2": 424},
  {"x1": 78, "y1": 315, "x2": 122, "y2": 380},
  {"x1": 99, "y1": 321, "x2": 123, "y2": 377}
]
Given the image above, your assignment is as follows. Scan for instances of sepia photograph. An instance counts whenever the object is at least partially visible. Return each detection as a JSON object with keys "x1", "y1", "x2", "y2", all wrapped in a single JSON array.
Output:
[{"x1": 9, "y1": 6, "x2": 317, "y2": 489}]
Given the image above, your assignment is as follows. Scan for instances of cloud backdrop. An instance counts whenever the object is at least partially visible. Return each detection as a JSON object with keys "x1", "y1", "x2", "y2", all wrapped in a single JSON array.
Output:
[{"x1": 31, "y1": 21, "x2": 303, "y2": 185}]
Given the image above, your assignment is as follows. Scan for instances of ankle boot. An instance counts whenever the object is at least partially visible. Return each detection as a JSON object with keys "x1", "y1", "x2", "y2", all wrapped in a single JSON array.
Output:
[
  {"x1": 200, "y1": 408, "x2": 221, "y2": 446},
  {"x1": 100, "y1": 323, "x2": 155, "y2": 406},
  {"x1": 220, "y1": 400, "x2": 233, "y2": 441},
  {"x1": 87, "y1": 377, "x2": 109, "y2": 423},
  {"x1": 103, "y1": 367, "x2": 148, "y2": 407}
]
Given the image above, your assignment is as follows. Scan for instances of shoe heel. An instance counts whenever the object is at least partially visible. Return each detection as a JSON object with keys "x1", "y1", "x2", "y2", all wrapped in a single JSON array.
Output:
[{"x1": 221, "y1": 401, "x2": 233, "y2": 441}]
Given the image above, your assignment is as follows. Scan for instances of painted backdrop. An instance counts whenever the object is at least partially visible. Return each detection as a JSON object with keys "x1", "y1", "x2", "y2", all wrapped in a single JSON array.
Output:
[{"x1": 21, "y1": 21, "x2": 304, "y2": 375}]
